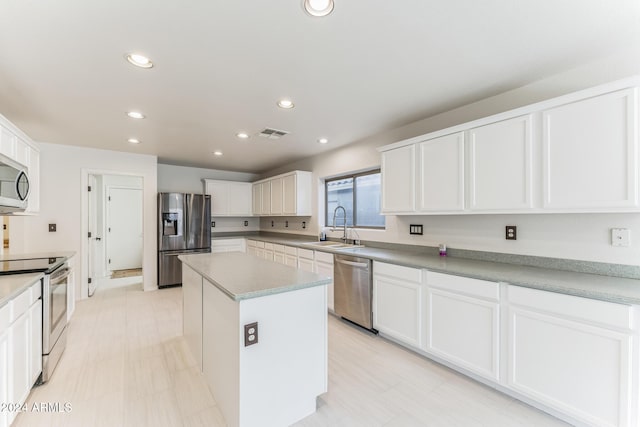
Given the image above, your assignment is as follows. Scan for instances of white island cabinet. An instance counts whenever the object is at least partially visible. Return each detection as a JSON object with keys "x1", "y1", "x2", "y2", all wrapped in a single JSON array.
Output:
[{"x1": 180, "y1": 252, "x2": 330, "y2": 427}]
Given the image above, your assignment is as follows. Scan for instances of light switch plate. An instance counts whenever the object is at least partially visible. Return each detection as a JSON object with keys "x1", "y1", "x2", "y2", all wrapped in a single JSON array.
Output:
[{"x1": 611, "y1": 228, "x2": 631, "y2": 247}]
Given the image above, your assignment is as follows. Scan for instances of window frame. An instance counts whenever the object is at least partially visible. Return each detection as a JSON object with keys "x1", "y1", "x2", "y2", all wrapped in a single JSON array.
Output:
[{"x1": 324, "y1": 169, "x2": 385, "y2": 229}]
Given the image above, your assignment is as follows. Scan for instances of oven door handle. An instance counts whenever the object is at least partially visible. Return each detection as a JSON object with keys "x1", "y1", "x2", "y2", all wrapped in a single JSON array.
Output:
[{"x1": 50, "y1": 268, "x2": 71, "y2": 285}]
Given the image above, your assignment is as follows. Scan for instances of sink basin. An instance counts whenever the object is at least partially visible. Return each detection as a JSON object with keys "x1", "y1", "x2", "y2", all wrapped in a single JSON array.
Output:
[
  {"x1": 302, "y1": 241, "x2": 364, "y2": 249},
  {"x1": 304, "y1": 241, "x2": 344, "y2": 247}
]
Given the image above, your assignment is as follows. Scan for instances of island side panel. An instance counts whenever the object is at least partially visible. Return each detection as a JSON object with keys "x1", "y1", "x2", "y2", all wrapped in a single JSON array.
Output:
[
  {"x1": 182, "y1": 264, "x2": 203, "y2": 371},
  {"x1": 238, "y1": 284, "x2": 328, "y2": 427},
  {"x1": 203, "y1": 277, "x2": 241, "y2": 427}
]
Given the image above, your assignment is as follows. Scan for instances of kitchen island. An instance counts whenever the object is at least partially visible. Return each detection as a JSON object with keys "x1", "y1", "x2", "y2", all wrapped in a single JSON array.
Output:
[{"x1": 178, "y1": 252, "x2": 331, "y2": 427}]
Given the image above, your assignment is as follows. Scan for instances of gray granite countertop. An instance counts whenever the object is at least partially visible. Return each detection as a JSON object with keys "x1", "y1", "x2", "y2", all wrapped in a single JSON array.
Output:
[
  {"x1": 179, "y1": 252, "x2": 331, "y2": 301},
  {"x1": 0, "y1": 251, "x2": 76, "y2": 261},
  {"x1": 0, "y1": 273, "x2": 44, "y2": 309},
  {"x1": 219, "y1": 234, "x2": 640, "y2": 305}
]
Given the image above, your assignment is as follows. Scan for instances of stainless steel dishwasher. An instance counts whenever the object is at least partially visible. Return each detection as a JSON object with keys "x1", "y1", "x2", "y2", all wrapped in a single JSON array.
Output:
[{"x1": 334, "y1": 254, "x2": 376, "y2": 332}]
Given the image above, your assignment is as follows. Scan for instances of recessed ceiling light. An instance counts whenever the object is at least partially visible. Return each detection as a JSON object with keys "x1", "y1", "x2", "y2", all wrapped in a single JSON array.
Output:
[
  {"x1": 236, "y1": 132, "x2": 250, "y2": 139},
  {"x1": 318, "y1": 138, "x2": 329, "y2": 144},
  {"x1": 125, "y1": 53, "x2": 153, "y2": 69},
  {"x1": 213, "y1": 151, "x2": 223, "y2": 156},
  {"x1": 303, "y1": 0, "x2": 334, "y2": 17},
  {"x1": 126, "y1": 111, "x2": 145, "y2": 119},
  {"x1": 277, "y1": 99, "x2": 295, "y2": 109},
  {"x1": 127, "y1": 138, "x2": 141, "y2": 144}
]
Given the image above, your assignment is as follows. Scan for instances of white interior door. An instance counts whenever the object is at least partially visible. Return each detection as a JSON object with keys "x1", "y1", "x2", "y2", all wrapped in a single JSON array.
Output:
[{"x1": 107, "y1": 187, "x2": 143, "y2": 271}]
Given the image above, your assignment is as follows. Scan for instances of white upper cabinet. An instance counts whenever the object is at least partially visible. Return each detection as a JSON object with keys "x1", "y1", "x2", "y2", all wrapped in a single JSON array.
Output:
[
  {"x1": 252, "y1": 183, "x2": 262, "y2": 215},
  {"x1": 260, "y1": 181, "x2": 272, "y2": 215},
  {"x1": 203, "y1": 179, "x2": 252, "y2": 217},
  {"x1": 381, "y1": 144, "x2": 416, "y2": 213},
  {"x1": 468, "y1": 115, "x2": 533, "y2": 211},
  {"x1": 0, "y1": 114, "x2": 40, "y2": 214},
  {"x1": 418, "y1": 132, "x2": 465, "y2": 212},
  {"x1": 379, "y1": 77, "x2": 640, "y2": 215},
  {"x1": 542, "y1": 88, "x2": 639, "y2": 211},
  {"x1": 252, "y1": 171, "x2": 312, "y2": 216},
  {"x1": 270, "y1": 176, "x2": 283, "y2": 215}
]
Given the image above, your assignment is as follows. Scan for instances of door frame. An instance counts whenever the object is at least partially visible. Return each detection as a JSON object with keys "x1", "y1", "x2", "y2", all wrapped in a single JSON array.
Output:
[{"x1": 80, "y1": 169, "x2": 153, "y2": 299}]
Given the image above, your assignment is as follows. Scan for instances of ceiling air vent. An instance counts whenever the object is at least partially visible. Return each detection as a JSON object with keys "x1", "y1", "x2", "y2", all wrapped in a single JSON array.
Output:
[{"x1": 259, "y1": 128, "x2": 289, "y2": 140}]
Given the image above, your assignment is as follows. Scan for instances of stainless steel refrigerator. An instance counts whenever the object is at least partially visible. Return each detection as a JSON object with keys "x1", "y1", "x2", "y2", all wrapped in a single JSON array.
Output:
[{"x1": 158, "y1": 192, "x2": 211, "y2": 288}]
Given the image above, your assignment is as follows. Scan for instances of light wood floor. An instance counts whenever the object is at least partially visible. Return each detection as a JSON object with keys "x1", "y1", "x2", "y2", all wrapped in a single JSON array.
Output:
[{"x1": 15, "y1": 283, "x2": 569, "y2": 427}]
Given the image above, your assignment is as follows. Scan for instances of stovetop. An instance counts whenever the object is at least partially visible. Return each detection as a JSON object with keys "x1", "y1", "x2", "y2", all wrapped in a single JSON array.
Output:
[{"x1": 0, "y1": 257, "x2": 67, "y2": 275}]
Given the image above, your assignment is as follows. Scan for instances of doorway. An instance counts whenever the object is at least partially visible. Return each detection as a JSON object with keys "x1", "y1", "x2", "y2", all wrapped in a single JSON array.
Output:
[{"x1": 87, "y1": 173, "x2": 143, "y2": 296}]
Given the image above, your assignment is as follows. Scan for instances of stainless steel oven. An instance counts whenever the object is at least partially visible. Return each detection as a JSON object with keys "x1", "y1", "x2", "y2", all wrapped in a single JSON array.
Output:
[{"x1": 42, "y1": 262, "x2": 70, "y2": 382}]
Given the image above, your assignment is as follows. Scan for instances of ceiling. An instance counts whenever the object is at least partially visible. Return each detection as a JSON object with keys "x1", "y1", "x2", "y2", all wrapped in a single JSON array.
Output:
[{"x1": 0, "y1": 1, "x2": 638, "y2": 174}]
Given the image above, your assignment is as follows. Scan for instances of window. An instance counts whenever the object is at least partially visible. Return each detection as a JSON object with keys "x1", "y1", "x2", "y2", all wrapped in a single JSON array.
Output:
[{"x1": 325, "y1": 170, "x2": 385, "y2": 228}]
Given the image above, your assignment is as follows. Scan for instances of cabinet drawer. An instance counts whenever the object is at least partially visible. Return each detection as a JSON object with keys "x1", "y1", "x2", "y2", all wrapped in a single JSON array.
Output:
[
  {"x1": 10, "y1": 288, "x2": 31, "y2": 322},
  {"x1": 0, "y1": 303, "x2": 9, "y2": 330},
  {"x1": 264, "y1": 242, "x2": 274, "y2": 250},
  {"x1": 285, "y1": 246, "x2": 297, "y2": 256},
  {"x1": 314, "y1": 251, "x2": 333, "y2": 264},
  {"x1": 254, "y1": 241, "x2": 265, "y2": 249},
  {"x1": 374, "y1": 262, "x2": 422, "y2": 283},
  {"x1": 508, "y1": 285, "x2": 633, "y2": 329},
  {"x1": 427, "y1": 271, "x2": 499, "y2": 301},
  {"x1": 272, "y1": 244, "x2": 285, "y2": 253},
  {"x1": 247, "y1": 240, "x2": 256, "y2": 247},
  {"x1": 298, "y1": 248, "x2": 314, "y2": 260}
]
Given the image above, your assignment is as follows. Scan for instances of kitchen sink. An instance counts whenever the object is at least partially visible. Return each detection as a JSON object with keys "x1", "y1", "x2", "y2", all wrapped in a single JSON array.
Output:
[{"x1": 302, "y1": 241, "x2": 364, "y2": 249}]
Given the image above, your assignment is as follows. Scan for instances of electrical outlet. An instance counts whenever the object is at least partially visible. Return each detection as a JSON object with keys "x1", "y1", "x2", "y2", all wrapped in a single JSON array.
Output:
[
  {"x1": 271, "y1": 220, "x2": 274, "y2": 227},
  {"x1": 211, "y1": 221, "x2": 215, "y2": 228},
  {"x1": 611, "y1": 228, "x2": 631, "y2": 247},
  {"x1": 409, "y1": 224, "x2": 423, "y2": 235},
  {"x1": 505, "y1": 225, "x2": 517, "y2": 240},
  {"x1": 244, "y1": 322, "x2": 258, "y2": 347},
  {"x1": 48, "y1": 224, "x2": 57, "y2": 232},
  {"x1": 302, "y1": 221, "x2": 306, "y2": 229},
  {"x1": 244, "y1": 220, "x2": 248, "y2": 226},
  {"x1": 285, "y1": 220, "x2": 289, "y2": 228}
]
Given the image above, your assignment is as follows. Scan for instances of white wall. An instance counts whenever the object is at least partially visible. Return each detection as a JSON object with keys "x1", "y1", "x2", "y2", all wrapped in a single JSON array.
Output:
[
  {"x1": 158, "y1": 163, "x2": 261, "y2": 233},
  {"x1": 260, "y1": 53, "x2": 640, "y2": 266},
  {"x1": 9, "y1": 142, "x2": 158, "y2": 299},
  {"x1": 157, "y1": 163, "x2": 258, "y2": 193}
]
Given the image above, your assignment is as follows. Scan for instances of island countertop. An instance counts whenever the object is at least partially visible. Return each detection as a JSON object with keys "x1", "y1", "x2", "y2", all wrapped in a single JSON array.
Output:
[{"x1": 178, "y1": 252, "x2": 331, "y2": 301}]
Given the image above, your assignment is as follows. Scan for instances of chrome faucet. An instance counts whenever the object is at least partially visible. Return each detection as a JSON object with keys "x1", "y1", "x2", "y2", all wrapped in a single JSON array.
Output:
[{"x1": 332, "y1": 205, "x2": 349, "y2": 243}]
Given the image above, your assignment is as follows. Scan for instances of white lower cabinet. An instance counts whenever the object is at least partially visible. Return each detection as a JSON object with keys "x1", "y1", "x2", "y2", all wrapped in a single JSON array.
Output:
[
  {"x1": 264, "y1": 243, "x2": 274, "y2": 262},
  {"x1": 211, "y1": 238, "x2": 246, "y2": 253},
  {"x1": 426, "y1": 272, "x2": 500, "y2": 381},
  {"x1": 273, "y1": 244, "x2": 286, "y2": 265},
  {"x1": 314, "y1": 251, "x2": 334, "y2": 312},
  {"x1": 0, "y1": 323, "x2": 8, "y2": 427},
  {"x1": 2, "y1": 280, "x2": 42, "y2": 426},
  {"x1": 297, "y1": 249, "x2": 314, "y2": 273},
  {"x1": 246, "y1": 240, "x2": 258, "y2": 256},
  {"x1": 373, "y1": 262, "x2": 423, "y2": 348},
  {"x1": 507, "y1": 285, "x2": 636, "y2": 427},
  {"x1": 285, "y1": 246, "x2": 298, "y2": 268}
]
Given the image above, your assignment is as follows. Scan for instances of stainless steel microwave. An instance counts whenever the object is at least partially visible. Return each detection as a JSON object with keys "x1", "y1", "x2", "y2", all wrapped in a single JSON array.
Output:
[{"x1": 0, "y1": 153, "x2": 29, "y2": 213}]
